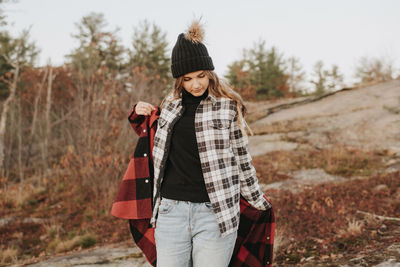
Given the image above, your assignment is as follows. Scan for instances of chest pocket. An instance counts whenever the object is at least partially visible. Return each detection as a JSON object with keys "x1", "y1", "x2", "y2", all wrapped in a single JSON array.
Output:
[
  {"x1": 208, "y1": 119, "x2": 231, "y2": 129},
  {"x1": 207, "y1": 119, "x2": 231, "y2": 150}
]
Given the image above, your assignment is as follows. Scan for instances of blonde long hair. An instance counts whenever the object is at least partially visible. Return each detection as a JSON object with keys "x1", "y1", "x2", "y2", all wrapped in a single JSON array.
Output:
[{"x1": 160, "y1": 70, "x2": 253, "y2": 137}]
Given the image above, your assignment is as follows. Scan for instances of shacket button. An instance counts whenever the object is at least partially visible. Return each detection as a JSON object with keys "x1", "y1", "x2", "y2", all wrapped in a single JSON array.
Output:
[
  {"x1": 143, "y1": 153, "x2": 147, "y2": 157},
  {"x1": 143, "y1": 129, "x2": 146, "y2": 133},
  {"x1": 267, "y1": 236, "x2": 270, "y2": 240},
  {"x1": 145, "y1": 179, "x2": 149, "y2": 183}
]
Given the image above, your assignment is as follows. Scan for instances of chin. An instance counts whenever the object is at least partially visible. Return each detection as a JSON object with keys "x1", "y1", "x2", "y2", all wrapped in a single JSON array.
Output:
[{"x1": 192, "y1": 90, "x2": 205, "y2": 96}]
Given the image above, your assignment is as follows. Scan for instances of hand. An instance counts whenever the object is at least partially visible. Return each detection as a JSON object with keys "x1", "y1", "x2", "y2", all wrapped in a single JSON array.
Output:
[{"x1": 135, "y1": 101, "x2": 156, "y2": 116}]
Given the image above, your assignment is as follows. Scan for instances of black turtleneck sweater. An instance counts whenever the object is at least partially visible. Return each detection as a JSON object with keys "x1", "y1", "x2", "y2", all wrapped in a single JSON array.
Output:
[{"x1": 160, "y1": 88, "x2": 210, "y2": 202}]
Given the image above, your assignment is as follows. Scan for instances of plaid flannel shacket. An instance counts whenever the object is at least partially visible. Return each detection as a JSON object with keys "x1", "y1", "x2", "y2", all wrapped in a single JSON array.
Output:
[
  {"x1": 111, "y1": 100, "x2": 276, "y2": 267},
  {"x1": 151, "y1": 94, "x2": 272, "y2": 237}
]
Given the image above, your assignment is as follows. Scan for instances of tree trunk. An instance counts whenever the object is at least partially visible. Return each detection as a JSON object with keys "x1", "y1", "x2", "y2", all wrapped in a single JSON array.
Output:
[
  {"x1": 18, "y1": 97, "x2": 23, "y2": 183},
  {"x1": 26, "y1": 67, "x2": 48, "y2": 167},
  {"x1": 0, "y1": 64, "x2": 19, "y2": 175},
  {"x1": 41, "y1": 66, "x2": 54, "y2": 171}
]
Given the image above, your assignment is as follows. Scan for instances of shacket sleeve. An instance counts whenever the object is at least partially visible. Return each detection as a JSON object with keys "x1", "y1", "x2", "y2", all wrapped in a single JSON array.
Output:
[
  {"x1": 128, "y1": 104, "x2": 147, "y2": 136},
  {"x1": 229, "y1": 108, "x2": 272, "y2": 211}
]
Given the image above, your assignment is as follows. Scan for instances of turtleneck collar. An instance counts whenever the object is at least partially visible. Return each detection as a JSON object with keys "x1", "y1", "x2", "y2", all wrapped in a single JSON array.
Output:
[{"x1": 182, "y1": 88, "x2": 209, "y2": 104}]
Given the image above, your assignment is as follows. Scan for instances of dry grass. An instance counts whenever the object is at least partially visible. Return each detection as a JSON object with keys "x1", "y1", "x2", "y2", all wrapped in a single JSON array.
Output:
[
  {"x1": 47, "y1": 233, "x2": 97, "y2": 254},
  {"x1": 0, "y1": 246, "x2": 19, "y2": 265},
  {"x1": 54, "y1": 236, "x2": 81, "y2": 253},
  {"x1": 360, "y1": 211, "x2": 382, "y2": 227},
  {"x1": 251, "y1": 120, "x2": 310, "y2": 135},
  {"x1": 2, "y1": 181, "x2": 47, "y2": 212},
  {"x1": 337, "y1": 218, "x2": 365, "y2": 238},
  {"x1": 43, "y1": 219, "x2": 63, "y2": 239},
  {"x1": 253, "y1": 144, "x2": 386, "y2": 185},
  {"x1": 250, "y1": 109, "x2": 347, "y2": 135},
  {"x1": 245, "y1": 97, "x2": 310, "y2": 124}
]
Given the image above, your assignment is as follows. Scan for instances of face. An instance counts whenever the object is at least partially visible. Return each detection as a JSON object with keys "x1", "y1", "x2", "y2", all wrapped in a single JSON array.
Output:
[{"x1": 182, "y1": 70, "x2": 210, "y2": 97}]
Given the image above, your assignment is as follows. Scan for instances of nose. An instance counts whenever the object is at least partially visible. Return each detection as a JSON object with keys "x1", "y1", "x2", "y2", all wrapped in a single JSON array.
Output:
[{"x1": 193, "y1": 79, "x2": 201, "y2": 89}]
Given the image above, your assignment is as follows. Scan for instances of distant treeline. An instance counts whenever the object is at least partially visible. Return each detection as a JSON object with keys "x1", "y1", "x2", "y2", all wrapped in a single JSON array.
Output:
[{"x1": 1, "y1": 11, "x2": 399, "y2": 102}]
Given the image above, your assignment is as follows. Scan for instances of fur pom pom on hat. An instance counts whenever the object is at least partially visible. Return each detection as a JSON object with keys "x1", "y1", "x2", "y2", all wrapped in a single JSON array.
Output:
[
  {"x1": 171, "y1": 19, "x2": 214, "y2": 78},
  {"x1": 184, "y1": 20, "x2": 205, "y2": 44}
]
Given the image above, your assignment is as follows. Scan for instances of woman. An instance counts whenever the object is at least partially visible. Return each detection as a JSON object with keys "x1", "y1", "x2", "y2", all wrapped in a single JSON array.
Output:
[{"x1": 134, "y1": 20, "x2": 271, "y2": 267}]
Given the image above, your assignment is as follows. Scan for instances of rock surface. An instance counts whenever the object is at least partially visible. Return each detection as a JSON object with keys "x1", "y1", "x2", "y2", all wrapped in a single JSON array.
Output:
[
  {"x1": 248, "y1": 133, "x2": 300, "y2": 156},
  {"x1": 251, "y1": 80, "x2": 400, "y2": 153},
  {"x1": 24, "y1": 243, "x2": 152, "y2": 267},
  {"x1": 259, "y1": 168, "x2": 346, "y2": 193}
]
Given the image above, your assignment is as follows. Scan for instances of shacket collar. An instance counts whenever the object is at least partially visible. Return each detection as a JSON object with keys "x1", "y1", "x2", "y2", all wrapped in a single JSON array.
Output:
[{"x1": 170, "y1": 91, "x2": 217, "y2": 109}]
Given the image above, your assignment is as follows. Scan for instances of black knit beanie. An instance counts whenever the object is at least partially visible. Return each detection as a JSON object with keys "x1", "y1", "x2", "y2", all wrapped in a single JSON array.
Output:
[{"x1": 171, "y1": 20, "x2": 214, "y2": 78}]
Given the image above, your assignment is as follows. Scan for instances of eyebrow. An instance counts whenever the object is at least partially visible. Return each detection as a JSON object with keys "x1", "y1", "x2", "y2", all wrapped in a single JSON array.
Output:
[{"x1": 184, "y1": 71, "x2": 205, "y2": 79}]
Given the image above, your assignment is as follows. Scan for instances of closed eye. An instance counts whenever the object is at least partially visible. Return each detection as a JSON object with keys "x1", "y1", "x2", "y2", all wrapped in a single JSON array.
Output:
[{"x1": 183, "y1": 72, "x2": 205, "y2": 81}]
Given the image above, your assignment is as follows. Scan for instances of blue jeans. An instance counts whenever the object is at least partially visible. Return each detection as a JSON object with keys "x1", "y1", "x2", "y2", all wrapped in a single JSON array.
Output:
[{"x1": 154, "y1": 197, "x2": 237, "y2": 267}]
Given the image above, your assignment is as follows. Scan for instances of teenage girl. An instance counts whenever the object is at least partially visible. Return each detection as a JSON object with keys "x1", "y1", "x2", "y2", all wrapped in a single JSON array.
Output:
[{"x1": 134, "y1": 20, "x2": 271, "y2": 267}]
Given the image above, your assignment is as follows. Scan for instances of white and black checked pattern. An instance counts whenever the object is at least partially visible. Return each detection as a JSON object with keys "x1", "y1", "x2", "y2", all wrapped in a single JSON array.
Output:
[{"x1": 150, "y1": 94, "x2": 271, "y2": 237}]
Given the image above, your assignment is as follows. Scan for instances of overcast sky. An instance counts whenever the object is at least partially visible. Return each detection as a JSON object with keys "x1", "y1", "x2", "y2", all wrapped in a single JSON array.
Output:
[{"x1": 3, "y1": 0, "x2": 400, "y2": 87}]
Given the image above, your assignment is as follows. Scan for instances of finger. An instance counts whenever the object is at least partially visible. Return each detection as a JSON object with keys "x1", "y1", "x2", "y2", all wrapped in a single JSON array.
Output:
[
  {"x1": 144, "y1": 103, "x2": 155, "y2": 110},
  {"x1": 136, "y1": 103, "x2": 153, "y2": 115},
  {"x1": 144, "y1": 106, "x2": 151, "y2": 115},
  {"x1": 145, "y1": 107, "x2": 152, "y2": 115},
  {"x1": 145, "y1": 105, "x2": 155, "y2": 114},
  {"x1": 137, "y1": 107, "x2": 147, "y2": 115},
  {"x1": 136, "y1": 106, "x2": 143, "y2": 114}
]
